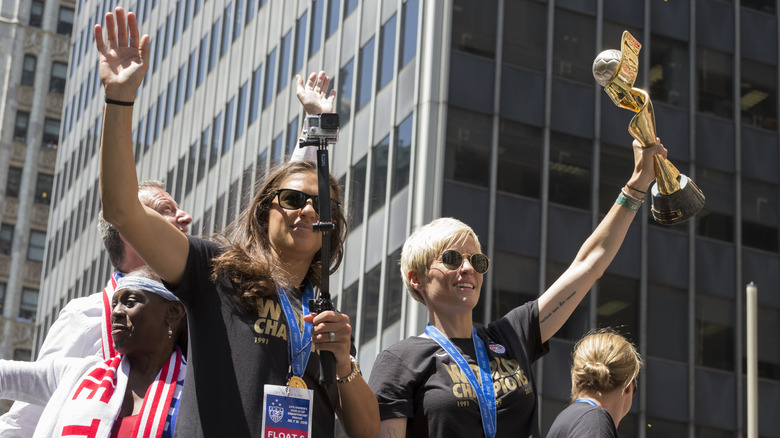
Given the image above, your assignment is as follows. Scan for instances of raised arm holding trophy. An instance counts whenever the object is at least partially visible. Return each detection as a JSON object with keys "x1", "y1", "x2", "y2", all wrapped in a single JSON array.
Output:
[{"x1": 593, "y1": 31, "x2": 705, "y2": 225}]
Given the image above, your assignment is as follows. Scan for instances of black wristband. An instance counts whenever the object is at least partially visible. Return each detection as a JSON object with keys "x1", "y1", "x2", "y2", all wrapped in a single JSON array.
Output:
[
  {"x1": 626, "y1": 184, "x2": 646, "y2": 195},
  {"x1": 105, "y1": 97, "x2": 134, "y2": 106}
]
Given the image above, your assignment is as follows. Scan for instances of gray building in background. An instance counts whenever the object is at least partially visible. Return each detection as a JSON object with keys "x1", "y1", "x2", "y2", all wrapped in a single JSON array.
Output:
[
  {"x1": 0, "y1": 0, "x2": 73, "y2": 414},
  {"x1": 35, "y1": 0, "x2": 780, "y2": 437}
]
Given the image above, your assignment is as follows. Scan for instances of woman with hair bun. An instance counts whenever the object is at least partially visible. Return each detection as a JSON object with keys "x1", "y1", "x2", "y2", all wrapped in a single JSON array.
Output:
[{"x1": 547, "y1": 329, "x2": 643, "y2": 437}]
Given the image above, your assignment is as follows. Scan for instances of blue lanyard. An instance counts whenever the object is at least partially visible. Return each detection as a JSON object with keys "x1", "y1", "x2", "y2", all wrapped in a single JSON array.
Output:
[
  {"x1": 277, "y1": 281, "x2": 315, "y2": 377},
  {"x1": 576, "y1": 398, "x2": 598, "y2": 406},
  {"x1": 425, "y1": 324, "x2": 496, "y2": 438}
]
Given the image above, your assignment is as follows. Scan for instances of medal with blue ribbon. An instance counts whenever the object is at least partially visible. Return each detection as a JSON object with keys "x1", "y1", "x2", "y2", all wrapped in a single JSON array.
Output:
[
  {"x1": 425, "y1": 324, "x2": 497, "y2": 438},
  {"x1": 278, "y1": 281, "x2": 315, "y2": 389}
]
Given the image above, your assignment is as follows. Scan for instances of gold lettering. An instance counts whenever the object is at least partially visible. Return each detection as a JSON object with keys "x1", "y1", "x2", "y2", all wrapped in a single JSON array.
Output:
[
  {"x1": 254, "y1": 318, "x2": 266, "y2": 334},
  {"x1": 504, "y1": 376, "x2": 517, "y2": 391},
  {"x1": 277, "y1": 323, "x2": 287, "y2": 341},
  {"x1": 264, "y1": 319, "x2": 279, "y2": 337},
  {"x1": 443, "y1": 364, "x2": 467, "y2": 384},
  {"x1": 517, "y1": 369, "x2": 529, "y2": 386},
  {"x1": 256, "y1": 298, "x2": 282, "y2": 320}
]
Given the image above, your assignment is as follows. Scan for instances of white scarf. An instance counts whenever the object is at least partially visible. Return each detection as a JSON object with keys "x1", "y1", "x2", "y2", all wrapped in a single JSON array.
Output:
[{"x1": 55, "y1": 348, "x2": 185, "y2": 438}]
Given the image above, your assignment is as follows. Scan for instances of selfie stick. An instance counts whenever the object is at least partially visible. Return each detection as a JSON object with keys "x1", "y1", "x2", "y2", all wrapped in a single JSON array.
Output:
[{"x1": 299, "y1": 118, "x2": 337, "y2": 386}]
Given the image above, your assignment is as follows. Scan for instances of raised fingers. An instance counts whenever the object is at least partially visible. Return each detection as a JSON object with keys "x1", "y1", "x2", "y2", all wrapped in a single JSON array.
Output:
[
  {"x1": 127, "y1": 11, "x2": 140, "y2": 48},
  {"x1": 114, "y1": 7, "x2": 128, "y2": 47},
  {"x1": 94, "y1": 24, "x2": 107, "y2": 53},
  {"x1": 104, "y1": 11, "x2": 117, "y2": 50}
]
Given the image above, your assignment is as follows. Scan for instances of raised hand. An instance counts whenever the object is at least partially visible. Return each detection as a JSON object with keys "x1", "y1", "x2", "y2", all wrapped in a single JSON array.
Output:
[
  {"x1": 94, "y1": 7, "x2": 150, "y2": 102},
  {"x1": 296, "y1": 71, "x2": 337, "y2": 115}
]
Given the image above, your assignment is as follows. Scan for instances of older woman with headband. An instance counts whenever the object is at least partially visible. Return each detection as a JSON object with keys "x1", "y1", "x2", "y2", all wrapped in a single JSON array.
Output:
[
  {"x1": 0, "y1": 268, "x2": 187, "y2": 437},
  {"x1": 369, "y1": 137, "x2": 664, "y2": 437},
  {"x1": 547, "y1": 329, "x2": 643, "y2": 437},
  {"x1": 94, "y1": 6, "x2": 378, "y2": 437}
]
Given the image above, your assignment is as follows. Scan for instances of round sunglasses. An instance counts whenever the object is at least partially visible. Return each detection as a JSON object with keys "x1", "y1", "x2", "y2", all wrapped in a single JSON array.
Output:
[
  {"x1": 274, "y1": 188, "x2": 339, "y2": 216},
  {"x1": 439, "y1": 250, "x2": 490, "y2": 274}
]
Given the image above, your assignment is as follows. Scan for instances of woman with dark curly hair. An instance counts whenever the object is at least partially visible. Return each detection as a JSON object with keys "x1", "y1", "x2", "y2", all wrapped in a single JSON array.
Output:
[
  {"x1": 95, "y1": 6, "x2": 378, "y2": 437},
  {"x1": 547, "y1": 329, "x2": 643, "y2": 437}
]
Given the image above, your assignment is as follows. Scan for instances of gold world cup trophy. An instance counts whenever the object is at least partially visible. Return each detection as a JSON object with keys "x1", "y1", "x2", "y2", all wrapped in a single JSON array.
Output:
[{"x1": 593, "y1": 31, "x2": 705, "y2": 225}]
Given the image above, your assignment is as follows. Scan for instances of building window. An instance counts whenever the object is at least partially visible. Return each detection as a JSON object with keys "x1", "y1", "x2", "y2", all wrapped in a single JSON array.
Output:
[
  {"x1": 650, "y1": 34, "x2": 690, "y2": 109},
  {"x1": 29, "y1": 1, "x2": 44, "y2": 27},
  {"x1": 338, "y1": 58, "x2": 354, "y2": 126},
  {"x1": 326, "y1": 0, "x2": 340, "y2": 37},
  {"x1": 392, "y1": 114, "x2": 413, "y2": 196},
  {"x1": 377, "y1": 14, "x2": 397, "y2": 91},
  {"x1": 278, "y1": 31, "x2": 291, "y2": 93},
  {"x1": 696, "y1": 166, "x2": 735, "y2": 243},
  {"x1": 21, "y1": 55, "x2": 36, "y2": 86},
  {"x1": 14, "y1": 111, "x2": 30, "y2": 142},
  {"x1": 49, "y1": 62, "x2": 68, "y2": 94},
  {"x1": 19, "y1": 288, "x2": 39, "y2": 321},
  {"x1": 42, "y1": 118, "x2": 60, "y2": 148},
  {"x1": 368, "y1": 136, "x2": 390, "y2": 215},
  {"x1": 13, "y1": 349, "x2": 31, "y2": 361},
  {"x1": 698, "y1": 47, "x2": 734, "y2": 120},
  {"x1": 742, "y1": 178, "x2": 779, "y2": 252},
  {"x1": 6, "y1": 167, "x2": 22, "y2": 198},
  {"x1": 57, "y1": 6, "x2": 75, "y2": 35},
  {"x1": 444, "y1": 107, "x2": 492, "y2": 188},
  {"x1": 497, "y1": 119, "x2": 542, "y2": 199},
  {"x1": 400, "y1": 0, "x2": 419, "y2": 69},
  {"x1": 249, "y1": 65, "x2": 262, "y2": 124},
  {"x1": 309, "y1": 0, "x2": 323, "y2": 57},
  {"x1": 263, "y1": 48, "x2": 277, "y2": 108},
  {"x1": 452, "y1": 0, "x2": 497, "y2": 59},
  {"x1": 235, "y1": 81, "x2": 248, "y2": 140},
  {"x1": 349, "y1": 156, "x2": 368, "y2": 229},
  {"x1": 696, "y1": 294, "x2": 735, "y2": 371},
  {"x1": 28, "y1": 230, "x2": 46, "y2": 262},
  {"x1": 0, "y1": 224, "x2": 13, "y2": 255},
  {"x1": 549, "y1": 131, "x2": 592, "y2": 210},
  {"x1": 356, "y1": 37, "x2": 375, "y2": 110},
  {"x1": 293, "y1": 12, "x2": 307, "y2": 74},
  {"x1": 34, "y1": 173, "x2": 53, "y2": 205},
  {"x1": 741, "y1": 58, "x2": 777, "y2": 131}
]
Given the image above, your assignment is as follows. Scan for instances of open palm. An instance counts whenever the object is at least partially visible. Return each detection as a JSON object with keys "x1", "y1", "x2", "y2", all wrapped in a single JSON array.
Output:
[{"x1": 94, "y1": 7, "x2": 149, "y2": 102}]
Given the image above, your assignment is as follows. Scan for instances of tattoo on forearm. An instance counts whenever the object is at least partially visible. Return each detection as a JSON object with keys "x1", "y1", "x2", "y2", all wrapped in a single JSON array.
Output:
[{"x1": 540, "y1": 290, "x2": 577, "y2": 324}]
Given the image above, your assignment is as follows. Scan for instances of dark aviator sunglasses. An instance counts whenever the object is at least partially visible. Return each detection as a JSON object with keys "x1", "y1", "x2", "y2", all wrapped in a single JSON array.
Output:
[
  {"x1": 439, "y1": 250, "x2": 490, "y2": 274},
  {"x1": 274, "y1": 189, "x2": 339, "y2": 216}
]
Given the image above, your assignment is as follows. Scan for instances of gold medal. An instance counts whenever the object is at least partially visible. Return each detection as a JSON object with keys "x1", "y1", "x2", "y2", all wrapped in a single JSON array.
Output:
[{"x1": 288, "y1": 376, "x2": 308, "y2": 389}]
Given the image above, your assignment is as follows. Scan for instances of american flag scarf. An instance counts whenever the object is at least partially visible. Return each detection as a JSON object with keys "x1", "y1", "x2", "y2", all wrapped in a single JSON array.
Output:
[
  {"x1": 55, "y1": 347, "x2": 185, "y2": 438},
  {"x1": 100, "y1": 271, "x2": 123, "y2": 360}
]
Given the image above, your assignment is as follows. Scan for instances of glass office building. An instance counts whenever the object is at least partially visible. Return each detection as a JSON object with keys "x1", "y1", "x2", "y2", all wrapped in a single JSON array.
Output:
[{"x1": 38, "y1": 0, "x2": 780, "y2": 436}]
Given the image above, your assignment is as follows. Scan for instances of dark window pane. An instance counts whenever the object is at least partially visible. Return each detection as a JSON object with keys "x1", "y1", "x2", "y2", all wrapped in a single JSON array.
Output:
[
  {"x1": 30, "y1": 0, "x2": 44, "y2": 27},
  {"x1": 400, "y1": 0, "x2": 419, "y2": 68},
  {"x1": 596, "y1": 274, "x2": 640, "y2": 344},
  {"x1": 647, "y1": 284, "x2": 688, "y2": 362},
  {"x1": 345, "y1": 0, "x2": 358, "y2": 17},
  {"x1": 223, "y1": 98, "x2": 235, "y2": 155},
  {"x1": 392, "y1": 114, "x2": 413, "y2": 195},
  {"x1": 741, "y1": 178, "x2": 778, "y2": 252},
  {"x1": 35, "y1": 173, "x2": 53, "y2": 205},
  {"x1": 6, "y1": 167, "x2": 22, "y2": 198},
  {"x1": 294, "y1": 12, "x2": 307, "y2": 73},
  {"x1": 339, "y1": 58, "x2": 354, "y2": 125},
  {"x1": 272, "y1": 133, "x2": 284, "y2": 163},
  {"x1": 368, "y1": 136, "x2": 390, "y2": 215},
  {"x1": 14, "y1": 111, "x2": 29, "y2": 142},
  {"x1": 310, "y1": 0, "x2": 324, "y2": 57},
  {"x1": 492, "y1": 252, "x2": 538, "y2": 320},
  {"x1": 696, "y1": 294, "x2": 735, "y2": 371},
  {"x1": 503, "y1": 0, "x2": 546, "y2": 72},
  {"x1": 278, "y1": 31, "x2": 291, "y2": 92},
  {"x1": 28, "y1": 230, "x2": 46, "y2": 262},
  {"x1": 250, "y1": 65, "x2": 263, "y2": 123},
  {"x1": 221, "y1": 5, "x2": 232, "y2": 57},
  {"x1": 599, "y1": 143, "x2": 635, "y2": 215},
  {"x1": 186, "y1": 141, "x2": 197, "y2": 194},
  {"x1": 49, "y1": 62, "x2": 68, "y2": 93},
  {"x1": 57, "y1": 6, "x2": 74, "y2": 35},
  {"x1": 211, "y1": 111, "x2": 223, "y2": 168},
  {"x1": 19, "y1": 288, "x2": 39, "y2": 320},
  {"x1": 326, "y1": 0, "x2": 340, "y2": 37},
  {"x1": 696, "y1": 166, "x2": 735, "y2": 242},
  {"x1": 0, "y1": 224, "x2": 14, "y2": 255},
  {"x1": 650, "y1": 34, "x2": 691, "y2": 109},
  {"x1": 236, "y1": 81, "x2": 248, "y2": 140},
  {"x1": 357, "y1": 37, "x2": 375, "y2": 110},
  {"x1": 378, "y1": 14, "x2": 396, "y2": 90},
  {"x1": 549, "y1": 132, "x2": 592, "y2": 210},
  {"x1": 234, "y1": 0, "x2": 244, "y2": 40},
  {"x1": 444, "y1": 107, "x2": 491, "y2": 187},
  {"x1": 451, "y1": 0, "x2": 497, "y2": 58},
  {"x1": 497, "y1": 119, "x2": 542, "y2": 198},
  {"x1": 286, "y1": 117, "x2": 299, "y2": 155},
  {"x1": 209, "y1": 20, "x2": 221, "y2": 72},
  {"x1": 361, "y1": 264, "x2": 380, "y2": 343},
  {"x1": 349, "y1": 156, "x2": 368, "y2": 228},
  {"x1": 197, "y1": 34, "x2": 208, "y2": 86},
  {"x1": 22, "y1": 55, "x2": 36, "y2": 86},
  {"x1": 198, "y1": 125, "x2": 211, "y2": 180},
  {"x1": 741, "y1": 58, "x2": 777, "y2": 131},
  {"x1": 553, "y1": 8, "x2": 596, "y2": 83},
  {"x1": 698, "y1": 47, "x2": 734, "y2": 119},
  {"x1": 264, "y1": 48, "x2": 277, "y2": 108},
  {"x1": 742, "y1": 0, "x2": 775, "y2": 13}
]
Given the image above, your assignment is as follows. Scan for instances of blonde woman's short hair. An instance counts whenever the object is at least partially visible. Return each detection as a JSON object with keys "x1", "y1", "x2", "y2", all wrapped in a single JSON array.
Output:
[
  {"x1": 399, "y1": 217, "x2": 482, "y2": 305},
  {"x1": 570, "y1": 329, "x2": 643, "y2": 402}
]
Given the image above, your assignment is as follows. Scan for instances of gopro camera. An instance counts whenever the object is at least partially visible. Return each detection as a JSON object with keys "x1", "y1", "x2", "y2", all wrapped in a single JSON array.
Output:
[{"x1": 304, "y1": 113, "x2": 339, "y2": 143}]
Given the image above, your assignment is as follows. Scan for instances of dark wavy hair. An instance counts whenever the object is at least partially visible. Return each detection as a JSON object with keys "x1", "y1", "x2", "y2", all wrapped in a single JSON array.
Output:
[{"x1": 211, "y1": 161, "x2": 346, "y2": 312}]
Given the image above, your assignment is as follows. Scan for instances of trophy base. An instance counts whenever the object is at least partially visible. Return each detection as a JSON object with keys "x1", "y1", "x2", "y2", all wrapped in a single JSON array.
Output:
[{"x1": 650, "y1": 174, "x2": 705, "y2": 225}]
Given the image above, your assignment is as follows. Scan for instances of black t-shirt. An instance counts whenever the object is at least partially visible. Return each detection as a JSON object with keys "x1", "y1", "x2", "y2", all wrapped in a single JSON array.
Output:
[
  {"x1": 369, "y1": 301, "x2": 549, "y2": 438},
  {"x1": 546, "y1": 401, "x2": 618, "y2": 438},
  {"x1": 168, "y1": 235, "x2": 340, "y2": 437}
]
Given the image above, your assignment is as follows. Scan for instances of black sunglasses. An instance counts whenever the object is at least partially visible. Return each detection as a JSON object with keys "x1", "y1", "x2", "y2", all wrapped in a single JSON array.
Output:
[
  {"x1": 439, "y1": 250, "x2": 490, "y2": 274},
  {"x1": 274, "y1": 189, "x2": 339, "y2": 216}
]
